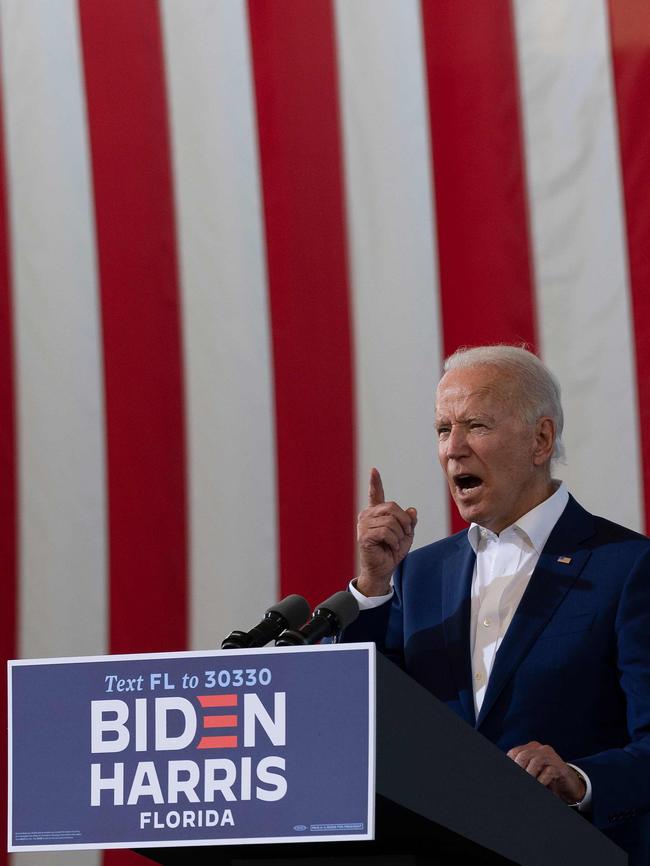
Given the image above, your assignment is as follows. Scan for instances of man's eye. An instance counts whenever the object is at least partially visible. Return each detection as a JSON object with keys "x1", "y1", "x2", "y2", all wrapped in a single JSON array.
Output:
[
  {"x1": 437, "y1": 427, "x2": 450, "y2": 437},
  {"x1": 470, "y1": 422, "x2": 485, "y2": 430}
]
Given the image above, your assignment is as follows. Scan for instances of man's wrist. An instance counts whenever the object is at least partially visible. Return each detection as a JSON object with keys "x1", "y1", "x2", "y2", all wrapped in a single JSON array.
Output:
[
  {"x1": 356, "y1": 573, "x2": 392, "y2": 598},
  {"x1": 566, "y1": 764, "x2": 592, "y2": 812}
]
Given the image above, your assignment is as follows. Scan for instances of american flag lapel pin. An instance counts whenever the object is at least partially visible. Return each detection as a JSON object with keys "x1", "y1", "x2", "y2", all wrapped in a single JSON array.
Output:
[{"x1": 557, "y1": 556, "x2": 572, "y2": 564}]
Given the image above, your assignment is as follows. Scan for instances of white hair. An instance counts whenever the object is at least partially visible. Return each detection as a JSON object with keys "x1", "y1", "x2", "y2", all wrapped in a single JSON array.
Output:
[{"x1": 443, "y1": 345, "x2": 565, "y2": 461}]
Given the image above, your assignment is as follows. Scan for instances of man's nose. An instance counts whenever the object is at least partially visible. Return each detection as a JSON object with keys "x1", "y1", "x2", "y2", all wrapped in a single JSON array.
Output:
[{"x1": 443, "y1": 425, "x2": 470, "y2": 459}]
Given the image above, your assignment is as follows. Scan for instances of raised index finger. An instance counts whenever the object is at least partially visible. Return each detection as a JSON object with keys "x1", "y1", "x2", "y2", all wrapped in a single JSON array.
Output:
[{"x1": 368, "y1": 467, "x2": 385, "y2": 506}]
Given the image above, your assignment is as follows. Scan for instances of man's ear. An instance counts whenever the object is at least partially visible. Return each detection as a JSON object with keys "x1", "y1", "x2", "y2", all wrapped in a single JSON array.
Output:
[{"x1": 532, "y1": 417, "x2": 555, "y2": 466}]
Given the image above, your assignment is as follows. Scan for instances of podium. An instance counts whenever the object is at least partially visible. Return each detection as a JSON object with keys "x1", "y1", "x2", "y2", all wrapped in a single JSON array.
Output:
[
  {"x1": 139, "y1": 652, "x2": 625, "y2": 866},
  {"x1": 8, "y1": 645, "x2": 625, "y2": 865}
]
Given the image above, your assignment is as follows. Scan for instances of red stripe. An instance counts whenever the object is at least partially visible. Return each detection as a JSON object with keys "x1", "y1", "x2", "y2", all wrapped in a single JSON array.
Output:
[
  {"x1": 197, "y1": 735, "x2": 238, "y2": 749},
  {"x1": 0, "y1": 74, "x2": 17, "y2": 866},
  {"x1": 79, "y1": 5, "x2": 187, "y2": 863},
  {"x1": 78, "y1": 0, "x2": 187, "y2": 659},
  {"x1": 204, "y1": 714, "x2": 238, "y2": 728},
  {"x1": 420, "y1": 0, "x2": 537, "y2": 532},
  {"x1": 247, "y1": 1, "x2": 356, "y2": 606},
  {"x1": 198, "y1": 694, "x2": 238, "y2": 707},
  {"x1": 607, "y1": 0, "x2": 650, "y2": 532}
]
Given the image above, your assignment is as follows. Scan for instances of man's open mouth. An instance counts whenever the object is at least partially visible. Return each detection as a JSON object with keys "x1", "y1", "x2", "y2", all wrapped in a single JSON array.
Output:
[{"x1": 453, "y1": 474, "x2": 483, "y2": 493}]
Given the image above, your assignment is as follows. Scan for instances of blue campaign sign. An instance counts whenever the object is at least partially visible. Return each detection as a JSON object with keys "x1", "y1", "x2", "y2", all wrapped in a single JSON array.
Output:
[{"x1": 8, "y1": 643, "x2": 375, "y2": 852}]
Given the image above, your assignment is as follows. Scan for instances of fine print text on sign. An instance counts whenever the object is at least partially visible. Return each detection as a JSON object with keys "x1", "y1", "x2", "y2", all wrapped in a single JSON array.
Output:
[{"x1": 8, "y1": 644, "x2": 375, "y2": 852}]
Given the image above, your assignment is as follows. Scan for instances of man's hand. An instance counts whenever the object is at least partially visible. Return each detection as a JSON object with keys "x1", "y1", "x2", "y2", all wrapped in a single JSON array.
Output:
[
  {"x1": 356, "y1": 468, "x2": 417, "y2": 597},
  {"x1": 507, "y1": 742, "x2": 586, "y2": 804}
]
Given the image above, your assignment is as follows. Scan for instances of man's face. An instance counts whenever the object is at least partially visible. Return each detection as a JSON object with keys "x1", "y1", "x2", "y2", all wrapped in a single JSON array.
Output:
[{"x1": 435, "y1": 365, "x2": 552, "y2": 533}]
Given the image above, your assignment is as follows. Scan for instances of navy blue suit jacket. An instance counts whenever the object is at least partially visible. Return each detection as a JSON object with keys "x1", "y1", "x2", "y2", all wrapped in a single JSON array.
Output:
[{"x1": 342, "y1": 495, "x2": 650, "y2": 861}]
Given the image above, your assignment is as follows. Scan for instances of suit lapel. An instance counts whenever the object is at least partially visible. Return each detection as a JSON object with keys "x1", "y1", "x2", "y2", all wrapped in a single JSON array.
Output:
[
  {"x1": 475, "y1": 496, "x2": 594, "y2": 728},
  {"x1": 441, "y1": 537, "x2": 476, "y2": 724}
]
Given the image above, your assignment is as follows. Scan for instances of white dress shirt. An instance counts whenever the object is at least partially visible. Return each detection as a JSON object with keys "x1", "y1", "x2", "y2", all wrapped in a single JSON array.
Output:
[{"x1": 467, "y1": 481, "x2": 568, "y2": 716}]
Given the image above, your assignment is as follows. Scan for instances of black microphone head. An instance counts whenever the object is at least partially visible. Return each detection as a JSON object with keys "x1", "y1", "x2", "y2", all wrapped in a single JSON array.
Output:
[
  {"x1": 313, "y1": 590, "x2": 359, "y2": 629},
  {"x1": 266, "y1": 594, "x2": 311, "y2": 629},
  {"x1": 221, "y1": 594, "x2": 311, "y2": 649}
]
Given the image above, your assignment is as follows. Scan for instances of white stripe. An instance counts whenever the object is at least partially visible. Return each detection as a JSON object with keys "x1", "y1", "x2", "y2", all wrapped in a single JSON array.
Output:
[
  {"x1": 1, "y1": 0, "x2": 107, "y2": 657},
  {"x1": 514, "y1": 0, "x2": 643, "y2": 530},
  {"x1": 161, "y1": 0, "x2": 278, "y2": 648},
  {"x1": 335, "y1": 0, "x2": 448, "y2": 544},
  {"x1": 1, "y1": 2, "x2": 105, "y2": 864}
]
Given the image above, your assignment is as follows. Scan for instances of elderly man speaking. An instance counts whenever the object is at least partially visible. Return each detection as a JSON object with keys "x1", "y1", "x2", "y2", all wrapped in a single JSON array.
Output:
[{"x1": 342, "y1": 345, "x2": 650, "y2": 864}]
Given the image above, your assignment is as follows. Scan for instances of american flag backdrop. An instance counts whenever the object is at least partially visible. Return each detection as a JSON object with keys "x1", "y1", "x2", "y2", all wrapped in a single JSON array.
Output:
[{"x1": 2, "y1": 1, "x2": 650, "y2": 864}]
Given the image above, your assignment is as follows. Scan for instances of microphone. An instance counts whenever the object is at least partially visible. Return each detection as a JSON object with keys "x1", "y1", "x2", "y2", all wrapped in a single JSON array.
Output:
[
  {"x1": 221, "y1": 594, "x2": 311, "y2": 649},
  {"x1": 275, "y1": 591, "x2": 359, "y2": 646}
]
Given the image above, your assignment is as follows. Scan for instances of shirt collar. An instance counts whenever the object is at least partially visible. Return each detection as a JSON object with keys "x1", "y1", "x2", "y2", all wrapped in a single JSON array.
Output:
[{"x1": 467, "y1": 481, "x2": 569, "y2": 554}]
